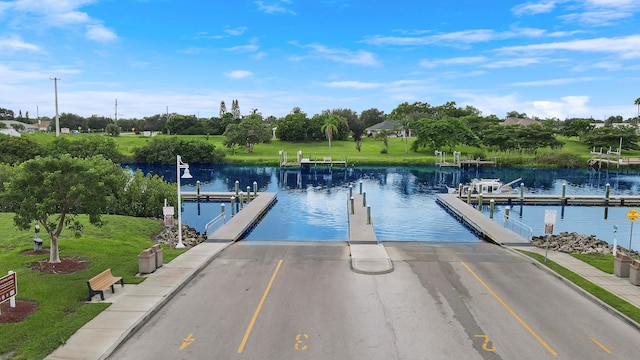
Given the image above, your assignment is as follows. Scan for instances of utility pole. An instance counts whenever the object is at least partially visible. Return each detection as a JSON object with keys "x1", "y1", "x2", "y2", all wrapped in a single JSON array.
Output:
[
  {"x1": 115, "y1": 99, "x2": 118, "y2": 124},
  {"x1": 50, "y1": 77, "x2": 60, "y2": 136}
]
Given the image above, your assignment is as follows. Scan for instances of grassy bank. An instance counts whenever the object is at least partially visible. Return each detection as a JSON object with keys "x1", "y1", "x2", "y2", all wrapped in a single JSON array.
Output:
[
  {"x1": 26, "y1": 133, "x2": 625, "y2": 167},
  {"x1": 519, "y1": 251, "x2": 640, "y2": 323},
  {"x1": 0, "y1": 213, "x2": 185, "y2": 360}
]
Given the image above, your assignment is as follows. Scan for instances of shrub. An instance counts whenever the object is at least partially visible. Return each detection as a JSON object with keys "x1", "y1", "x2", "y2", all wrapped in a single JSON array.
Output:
[{"x1": 133, "y1": 137, "x2": 226, "y2": 163}]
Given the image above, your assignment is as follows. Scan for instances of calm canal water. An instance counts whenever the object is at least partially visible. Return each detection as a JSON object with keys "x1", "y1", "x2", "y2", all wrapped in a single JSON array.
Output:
[{"x1": 130, "y1": 164, "x2": 640, "y2": 250}]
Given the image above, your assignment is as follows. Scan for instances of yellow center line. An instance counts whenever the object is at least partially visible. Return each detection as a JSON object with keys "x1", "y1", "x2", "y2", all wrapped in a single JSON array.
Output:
[
  {"x1": 590, "y1": 337, "x2": 612, "y2": 354},
  {"x1": 237, "y1": 259, "x2": 284, "y2": 354},
  {"x1": 460, "y1": 261, "x2": 558, "y2": 356}
]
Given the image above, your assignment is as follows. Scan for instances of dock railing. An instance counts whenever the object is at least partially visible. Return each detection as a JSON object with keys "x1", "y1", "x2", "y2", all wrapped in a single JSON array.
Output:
[
  {"x1": 204, "y1": 206, "x2": 227, "y2": 236},
  {"x1": 503, "y1": 217, "x2": 533, "y2": 241}
]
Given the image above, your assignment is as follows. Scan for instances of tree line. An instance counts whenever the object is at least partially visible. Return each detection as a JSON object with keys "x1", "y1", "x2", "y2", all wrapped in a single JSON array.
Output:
[{"x1": 2, "y1": 99, "x2": 640, "y2": 156}]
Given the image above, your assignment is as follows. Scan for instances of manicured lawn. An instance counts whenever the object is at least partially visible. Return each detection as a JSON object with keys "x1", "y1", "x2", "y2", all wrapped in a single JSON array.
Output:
[{"x1": 0, "y1": 213, "x2": 185, "y2": 360}]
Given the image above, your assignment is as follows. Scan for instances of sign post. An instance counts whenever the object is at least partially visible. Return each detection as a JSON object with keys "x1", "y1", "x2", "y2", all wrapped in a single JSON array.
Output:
[
  {"x1": 544, "y1": 210, "x2": 557, "y2": 262},
  {"x1": 626, "y1": 208, "x2": 640, "y2": 254},
  {"x1": 613, "y1": 225, "x2": 618, "y2": 257},
  {"x1": 0, "y1": 271, "x2": 17, "y2": 315}
]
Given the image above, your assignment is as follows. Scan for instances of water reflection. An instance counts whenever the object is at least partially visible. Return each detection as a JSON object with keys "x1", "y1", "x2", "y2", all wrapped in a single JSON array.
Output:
[{"x1": 127, "y1": 164, "x2": 640, "y2": 245}]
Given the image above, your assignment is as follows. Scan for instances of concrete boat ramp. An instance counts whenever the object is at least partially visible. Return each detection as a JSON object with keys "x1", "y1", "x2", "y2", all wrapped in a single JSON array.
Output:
[
  {"x1": 204, "y1": 191, "x2": 395, "y2": 275},
  {"x1": 204, "y1": 192, "x2": 528, "y2": 274}
]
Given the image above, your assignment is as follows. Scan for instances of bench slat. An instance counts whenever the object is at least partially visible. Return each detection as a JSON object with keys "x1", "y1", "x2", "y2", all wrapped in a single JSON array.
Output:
[{"x1": 87, "y1": 268, "x2": 124, "y2": 301}]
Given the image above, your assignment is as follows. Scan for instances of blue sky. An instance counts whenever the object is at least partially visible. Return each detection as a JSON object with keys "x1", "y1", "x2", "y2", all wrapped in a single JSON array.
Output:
[{"x1": 1, "y1": 0, "x2": 639, "y2": 121}]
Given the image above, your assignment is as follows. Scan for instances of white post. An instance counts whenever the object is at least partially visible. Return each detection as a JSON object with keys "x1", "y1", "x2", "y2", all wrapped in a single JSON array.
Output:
[
  {"x1": 176, "y1": 155, "x2": 185, "y2": 249},
  {"x1": 9, "y1": 271, "x2": 15, "y2": 308},
  {"x1": 613, "y1": 225, "x2": 618, "y2": 257},
  {"x1": 175, "y1": 155, "x2": 192, "y2": 249}
]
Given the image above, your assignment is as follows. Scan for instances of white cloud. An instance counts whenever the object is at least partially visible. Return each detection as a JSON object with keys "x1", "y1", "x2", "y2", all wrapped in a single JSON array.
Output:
[
  {"x1": 225, "y1": 70, "x2": 253, "y2": 79},
  {"x1": 1, "y1": 0, "x2": 118, "y2": 43},
  {"x1": 85, "y1": 24, "x2": 117, "y2": 43},
  {"x1": 225, "y1": 26, "x2": 248, "y2": 36},
  {"x1": 496, "y1": 35, "x2": 640, "y2": 59},
  {"x1": 255, "y1": 1, "x2": 295, "y2": 15},
  {"x1": 292, "y1": 43, "x2": 380, "y2": 66},
  {"x1": 324, "y1": 81, "x2": 382, "y2": 89},
  {"x1": 420, "y1": 56, "x2": 487, "y2": 68},
  {"x1": 0, "y1": 35, "x2": 40, "y2": 52},
  {"x1": 509, "y1": 76, "x2": 605, "y2": 86},
  {"x1": 483, "y1": 57, "x2": 542, "y2": 68},
  {"x1": 512, "y1": 1, "x2": 558, "y2": 16}
]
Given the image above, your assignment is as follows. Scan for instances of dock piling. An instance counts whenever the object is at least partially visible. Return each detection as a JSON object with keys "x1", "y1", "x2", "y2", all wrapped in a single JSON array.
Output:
[
  {"x1": 230, "y1": 196, "x2": 236, "y2": 217},
  {"x1": 490, "y1": 199, "x2": 495, "y2": 219}
]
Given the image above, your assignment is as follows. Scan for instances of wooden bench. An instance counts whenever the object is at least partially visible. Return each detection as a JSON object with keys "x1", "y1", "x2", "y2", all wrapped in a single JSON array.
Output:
[{"x1": 87, "y1": 268, "x2": 124, "y2": 301}]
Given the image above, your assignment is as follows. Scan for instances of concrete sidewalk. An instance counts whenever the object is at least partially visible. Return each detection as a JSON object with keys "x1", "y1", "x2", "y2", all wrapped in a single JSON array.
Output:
[
  {"x1": 510, "y1": 245, "x2": 640, "y2": 329},
  {"x1": 45, "y1": 242, "x2": 233, "y2": 360}
]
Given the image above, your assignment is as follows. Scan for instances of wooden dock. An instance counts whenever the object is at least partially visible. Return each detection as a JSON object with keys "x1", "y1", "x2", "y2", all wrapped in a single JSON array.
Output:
[
  {"x1": 436, "y1": 194, "x2": 528, "y2": 245},
  {"x1": 206, "y1": 192, "x2": 277, "y2": 242},
  {"x1": 281, "y1": 157, "x2": 347, "y2": 169},
  {"x1": 434, "y1": 150, "x2": 496, "y2": 168},
  {"x1": 449, "y1": 192, "x2": 640, "y2": 206},
  {"x1": 181, "y1": 191, "x2": 247, "y2": 201}
]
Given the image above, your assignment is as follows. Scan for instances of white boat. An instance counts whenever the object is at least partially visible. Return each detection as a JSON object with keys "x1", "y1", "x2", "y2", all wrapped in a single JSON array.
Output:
[{"x1": 448, "y1": 177, "x2": 522, "y2": 195}]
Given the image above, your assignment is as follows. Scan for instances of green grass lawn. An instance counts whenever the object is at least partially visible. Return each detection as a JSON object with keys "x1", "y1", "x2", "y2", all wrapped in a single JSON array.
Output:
[
  {"x1": 0, "y1": 213, "x2": 185, "y2": 360},
  {"x1": 519, "y1": 250, "x2": 640, "y2": 323}
]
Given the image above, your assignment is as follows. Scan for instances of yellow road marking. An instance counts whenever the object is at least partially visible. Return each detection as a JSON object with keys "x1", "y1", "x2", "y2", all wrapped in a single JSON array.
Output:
[
  {"x1": 179, "y1": 333, "x2": 195, "y2": 350},
  {"x1": 295, "y1": 333, "x2": 309, "y2": 350},
  {"x1": 474, "y1": 334, "x2": 496, "y2": 352},
  {"x1": 237, "y1": 259, "x2": 284, "y2": 354},
  {"x1": 461, "y1": 261, "x2": 558, "y2": 356},
  {"x1": 590, "y1": 337, "x2": 612, "y2": 354}
]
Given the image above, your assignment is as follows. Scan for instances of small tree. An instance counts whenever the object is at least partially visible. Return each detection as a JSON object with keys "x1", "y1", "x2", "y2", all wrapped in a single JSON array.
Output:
[
  {"x1": 106, "y1": 123, "x2": 120, "y2": 136},
  {"x1": 223, "y1": 114, "x2": 271, "y2": 153},
  {"x1": 1, "y1": 155, "x2": 127, "y2": 263}
]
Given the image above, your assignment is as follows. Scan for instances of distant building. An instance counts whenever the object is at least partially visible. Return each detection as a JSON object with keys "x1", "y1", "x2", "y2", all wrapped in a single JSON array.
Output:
[
  {"x1": 0, "y1": 128, "x2": 21, "y2": 137},
  {"x1": 500, "y1": 117, "x2": 540, "y2": 127},
  {"x1": 0, "y1": 120, "x2": 39, "y2": 133},
  {"x1": 365, "y1": 120, "x2": 398, "y2": 137}
]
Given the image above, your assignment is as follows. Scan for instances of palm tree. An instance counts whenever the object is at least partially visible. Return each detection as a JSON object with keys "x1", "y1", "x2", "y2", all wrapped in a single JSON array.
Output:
[
  {"x1": 394, "y1": 115, "x2": 414, "y2": 153},
  {"x1": 635, "y1": 97, "x2": 640, "y2": 125},
  {"x1": 321, "y1": 115, "x2": 339, "y2": 149}
]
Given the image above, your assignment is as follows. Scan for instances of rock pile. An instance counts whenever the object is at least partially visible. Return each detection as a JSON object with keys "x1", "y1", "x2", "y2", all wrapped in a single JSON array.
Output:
[
  {"x1": 154, "y1": 224, "x2": 206, "y2": 248},
  {"x1": 531, "y1": 231, "x2": 639, "y2": 257}
]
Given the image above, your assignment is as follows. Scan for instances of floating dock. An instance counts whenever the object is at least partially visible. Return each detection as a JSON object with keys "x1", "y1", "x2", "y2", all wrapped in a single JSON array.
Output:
[
  {"x1": 436, "y1": 194, "x2": 528, "y2": 245},
  {"x1": 449, "y1": 192, "x2": 640, "y2": 206},
  {"x1": 205, "y1": 192, "x2": 277, "y2": 242}
]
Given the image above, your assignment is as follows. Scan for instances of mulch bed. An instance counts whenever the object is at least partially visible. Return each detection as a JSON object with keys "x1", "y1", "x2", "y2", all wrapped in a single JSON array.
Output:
[
  {"x1": 1, "y1": 251, "x2": 90, "y2": 324},
  {"x1": 0, "y1": 300, "x2": 38, "y2": 323},
  {"x1": 29, "y1": 257, "x2": 90, "y2": 274}
]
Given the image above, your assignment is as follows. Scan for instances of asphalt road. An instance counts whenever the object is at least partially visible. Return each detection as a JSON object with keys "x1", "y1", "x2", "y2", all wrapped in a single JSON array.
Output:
[{"x1": 109, "y1": 241, "x2": 640, "y2": 360}]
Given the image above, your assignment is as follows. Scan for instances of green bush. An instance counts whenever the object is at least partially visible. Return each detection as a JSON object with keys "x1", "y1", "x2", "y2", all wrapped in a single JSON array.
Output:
[
  {"x1": 133, "y1": 137, "x2": 226, "y2": 163},
  {"x1": 109, "y1": 170, "x2": 177, "y2": 218}
]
